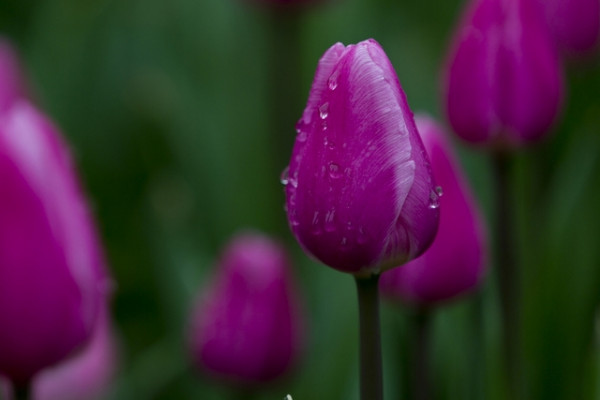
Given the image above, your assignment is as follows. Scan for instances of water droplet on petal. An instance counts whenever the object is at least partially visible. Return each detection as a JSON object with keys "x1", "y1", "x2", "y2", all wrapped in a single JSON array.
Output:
[
  {"x1": 296, "y1": 129, "x2": 307, "y2": 142},
  {"x1": 328, "y1": 73, "x2": 338, "y2": 91},
  {"x1": 280, "y1": 166, "x2": 290, "y2": 185},
  {"x1": 319, "y1": 103, "x2": 329, "y2": 119},
  {"x1": 357, "y1": 227, "x2": 368, "y2": 245},
  {"x1": 435, "y1": 185, "x2": 443, "y2": 197},
  {"x1": 325, "y1": 209, "x2": 336, "y2": 232},
  {"x1": 428, "y1": 189, "x2": 441, "y2": 209},
  {"x1": 311, "y1": 211, "x2": 322, "y2": 235},
  {"x1": 329, "y1": 163, "x2": 342, "y2": 179}
]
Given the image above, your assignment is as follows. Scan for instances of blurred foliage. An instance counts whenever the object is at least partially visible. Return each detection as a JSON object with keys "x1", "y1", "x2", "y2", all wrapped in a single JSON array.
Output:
[{"x1": 1, "y1": 0, "x2": 600, "y2": 398}]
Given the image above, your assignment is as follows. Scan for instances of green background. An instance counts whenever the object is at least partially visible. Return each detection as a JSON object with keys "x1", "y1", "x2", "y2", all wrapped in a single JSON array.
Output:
[{"x1": 2, "y1": 0, "x2": 600, "y2": 398}]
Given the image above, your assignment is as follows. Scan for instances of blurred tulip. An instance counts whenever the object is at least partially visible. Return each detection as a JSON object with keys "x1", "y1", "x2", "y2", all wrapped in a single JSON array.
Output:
[
  {"x1": 444, "y1": 0, "x2": 563, "y2": 147},
  {"x1": 0, "y1": 37, "x2": 27, "y2": 114},
  {"x1": 540, "y1": 0, "x2": 600, "y2": 55},
  {"x1": 380, "y1": 115, "x2": 487, "y2": 305},
  {"x1": 0, "y1": 101, "x2": 110, "y2": 387},
  {"x1": 284, "y1": 39, "x2": 439, "y2": 276},
  {"x1": 1, "y1": 304, "x2": 118, "y2": 400},
  {"x1": 188, "y1": 233, "x2": 304, "y2": 386}
]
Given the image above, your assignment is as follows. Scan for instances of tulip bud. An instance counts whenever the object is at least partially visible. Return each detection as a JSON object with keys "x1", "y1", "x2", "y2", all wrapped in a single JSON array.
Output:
[
  {"x1": 380, "y1": 115, "x2": 487, "y2": 305},
  {"x1": 540, "y1": 0, "x2": 600, "y2": 55},
  {"x1": 188, "y1": 233, "x2": 304, "y2": 386},
  {"x1": 284, "y1": 39, "x2": 440, "y2": 276},
  {"x1": 444, "y1": 0, "x2": 563, "y2": 147},
  {"x1": 0, "y1": 38, "x2": 27, "y2": 113},
  {"x1": 0, "y1": 102, "x2": 109, "y2": 386},
  {"x1": 1, "y1": 304, "x2": 118, "y2": 400}
]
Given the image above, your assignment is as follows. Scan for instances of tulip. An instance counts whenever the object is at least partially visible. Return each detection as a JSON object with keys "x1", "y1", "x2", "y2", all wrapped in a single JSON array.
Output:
[
  {"x1": 444, "y1": 0, "x2": 563, "y2": 147},
  {"x1": 380, "y1": 114, "x2": 487, "y2": 305},
  {"x1": 540, "y1": 0, "x2": 600, "y2": 55},
  {"x1": 284, "y1": 39, "x2": 440, "y2": 277},
  {"x1": 188, "y1": 233, "x2": 303, "y2": 387},
  {"x1": 0, "y1": 37, "x2": 27, "y2": 113},
  {"x1": 0, "y1": 101, "x2": 110, "y2": 390},
  {"x1": 1, "y1": 304, "x2": 118, "y2": 400}
]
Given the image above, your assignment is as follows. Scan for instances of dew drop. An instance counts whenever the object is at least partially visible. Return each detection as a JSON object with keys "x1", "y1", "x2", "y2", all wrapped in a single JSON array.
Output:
[
  {"x1": 428, "y1": 189, "x2": 441, "y2": 209},
  {"x1": 328, "y1": 74, "x2": 338, "y2": 91},
  {"x1": 327, "y1": 140, "x2": 335, "y2": 150},
  {"x1": 280, "y1": 166, "x2": 290, "y2": 185},
  {"x1": 296, "y1": 129, "x2": 307, "y2": 142},
  {"x1": 435, "y1": 185, "x2": 443, "y2": 197},
  {"x1": 357, "y1": 227, "x2": 368, "y2": 245},
  {"x1": 311, "y1": 211, "x2": 322, "y2": 235},
  {"x1": 329, "y1": 163, "x2": 342, "y2": 179},
  {"x1": 319, "y1": 103, "x2": 329, "y2": 119},
  {"x1": 325, "y1": 209, "x2": 336, "y2": 232}
]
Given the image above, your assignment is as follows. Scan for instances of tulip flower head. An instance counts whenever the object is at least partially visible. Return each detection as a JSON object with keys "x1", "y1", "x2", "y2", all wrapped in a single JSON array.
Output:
[
  {"x1": 284, "y1": 39, "x2": 439, "y2": 276},
  {"x1": 380, "y1": 115, "x2": 487, "y2": 305},
  {"x1": 444, "y1": 0, "x2": 564, "y2": 148},
  {"x1": 0, "y1": 102, "x2": 109, "y2": 386},
  {"x1": 540, "y1": 0, "x2": 600, "y2": 55},
  {"x1": 188, "y1": 233, "x2": 303, "y2": 386},
  {"x1": 0, "y1": 38, "x2": 27, "y2": 113}
]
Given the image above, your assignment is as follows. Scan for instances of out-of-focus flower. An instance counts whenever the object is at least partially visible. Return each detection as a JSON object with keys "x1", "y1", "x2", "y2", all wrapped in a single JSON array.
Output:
[
  {"x1": 284, "y1": 39, "x2": 439, "y2": 276},
  {"x1": 1, "y1": 304, "x2": 118, "y2": 400},
  {"x1": 188, "y1": 233, "x2": 304, "y2": 386},
  {"x1": 0, "y1": 101, "x2": 111, "y2": 386},
  {"x1": 540, "y1": 0, "x2": 600, "y2": 55},
  {"x1": 380, "y1": 115, "x2": 487, "y2": 305},
  {"x1": 0, "y1": 37, "x2": 27, "y2": 113},
  {"x1": 444, "y1": 0, "x2": 563, "y2": 147}
]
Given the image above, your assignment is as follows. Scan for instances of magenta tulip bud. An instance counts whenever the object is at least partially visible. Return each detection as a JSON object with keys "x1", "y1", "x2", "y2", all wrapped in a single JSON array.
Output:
[
  {"x1": 0, "y1": 102, "x2": 109, "y2": 386},
  {"x1": 188, "y1": 233, "x2": 304, "y2": 386},
  {"x1": 1, "y1": 304, "x2": 118, "y2": 400},
  {"x1": 444, "y1": 0, "x2": 564, "y2": 147},
  {"x1": 0, "y1": 38, "x2": 27, "y2": 113},
  {"x1": 284, "y1": 39, "x2": 440, "y2": 276},
  {"x1": 541, "y1": 0, "x2": 600, "y2": 55},
  {"x1": 380, "y1": 115, "x2": 487, "y2": 305}
]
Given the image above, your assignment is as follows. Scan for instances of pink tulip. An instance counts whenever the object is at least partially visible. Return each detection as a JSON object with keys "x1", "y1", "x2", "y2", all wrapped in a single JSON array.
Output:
[
  {"x1": 188, "y1": 233, "x2": 304, "y2": 386},
  {"x1": 380, "y1": 115, "x2": 487, "y2": 305},
  {"x1": 285, "y1": 39, "x2": 439, "y2": 276},
  {"x1": 541, "y1": 0, "x2": 600, "y2": 55},
  {"x1": 0, "y1": 101, "x2": 110, "y2": 386},
  {"x1": 444, "y1": 0, "x2": 564, "y2": 147}
]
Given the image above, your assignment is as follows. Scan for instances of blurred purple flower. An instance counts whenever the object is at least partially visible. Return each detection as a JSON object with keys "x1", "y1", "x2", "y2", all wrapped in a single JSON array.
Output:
[
  {"x1": 188, "y1": 233, "x2": 304, "y2": 386},
  {"x1": 380, "y1": 115, "x2": 487, "y2": 305},
  {"x1": 540, "y1": 0, "x2": 600, "y2": 55},
  {"x1": 0, "y1": 101, "x2": 111, "y2": 386},
  {"x1": 0, "y1": 37, "x2": 27, "y2": 114},
  {"x1": 1, "y1": 304, "x2": 118, "y2": 400},
  {"x1": 284, "y1": 39, "x2": 439, "y2": 276},
  {"x1": 444, "y1": 0, "x2": 564, "y2": 147}
]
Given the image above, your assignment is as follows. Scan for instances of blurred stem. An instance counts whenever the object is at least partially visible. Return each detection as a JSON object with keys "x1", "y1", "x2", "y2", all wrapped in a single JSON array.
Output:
[
  {"x1": 231, "y1": 388, "x2": 257, "y2": 400},
  {"x1": 355, "y1": 274, "x2": 383, "y2": 400},
  {"x1": 469, "y1": 290, "x2": 485, "y2": 400},
  {"x1": 13, "y1": 380, "x2": 31, "y2": 400},
  {"x1": 492, "y1": 151, "x2": 522, "y2": 399},
  {"x1": 413, "y1": 307, "x2": 433, "y2": 400}
]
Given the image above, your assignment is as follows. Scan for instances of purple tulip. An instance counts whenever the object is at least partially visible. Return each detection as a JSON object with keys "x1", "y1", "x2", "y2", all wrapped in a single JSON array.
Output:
[
  {"x1": 540, "y1": 0, "x2": 600, "y2": 55},
  {"x1": 380, "y1": 115, "x2": 487, "y2": 305},
  {"x1": 0, "y1": 101, "x2": 110, "y2": 386},
  {"x1": 0, "y1": 38, "x2": 27, "y2": 114},
  {"x1": 1, "y1": 304, "x2": 118, "y2": 400},
  {"x1": 188, "y1": 233, "x2": 304, "y2": 386},
  {"x1": 284, "y1": 39, "x2": 440, "y2": 276},
  {"x1": 444, "y1": 0, "x2": 564, "y2": 147}
]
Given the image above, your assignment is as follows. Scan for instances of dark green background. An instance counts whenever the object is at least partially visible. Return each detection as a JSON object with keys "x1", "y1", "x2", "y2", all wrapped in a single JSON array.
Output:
[{"x1": 1, "y1": 0, "x2": 600, "y2": 398}]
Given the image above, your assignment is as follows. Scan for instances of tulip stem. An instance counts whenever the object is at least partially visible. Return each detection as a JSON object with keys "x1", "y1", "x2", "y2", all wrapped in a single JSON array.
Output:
[
  {"x1": 492, "y1": 151, "x2": 522, "y2": 399},
  {"x1": 355, "y1": 274, "x2": 383, "y2": 400},
  {"x1": 413, "y1": 307, "x2": 433, "y2": 400},
  {"x1": 13, "y1": 381, "x2": 31, "y2": 400}
]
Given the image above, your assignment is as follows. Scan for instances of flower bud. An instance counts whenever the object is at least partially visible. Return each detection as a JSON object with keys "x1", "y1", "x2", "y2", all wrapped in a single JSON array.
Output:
[
  {"x1": 284, "y1": 39, "x2": 439, "y2": 276},
  {"x1": 380, "y1": 115, "x2": 487, "y2": 305},
  {"x1": 0, "y1": 38, "x2": 27, "y2": 113},
  {"x1": 188, "y1": 233, "x2": 304, "y2": 386},
  {"x1": 444, "y1": 0, "x2": 563, "y2": 147},
  {"x1": 540, "y1": 0, "x2": 600, "y2": 55},
  {"x1": 0, "y1": 102, "x2": 109, "y2": 385}
]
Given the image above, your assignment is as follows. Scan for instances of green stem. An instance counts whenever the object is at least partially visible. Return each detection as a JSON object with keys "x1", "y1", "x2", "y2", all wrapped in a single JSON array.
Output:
[
  {"x1": 492, "y1": 151, "x2": 521, "y2": 399},
  {"x1": 355, "y1": 274, "x2": 384, "y2": 400},
  {"x1": 13, "y1": 380, "x2": 32, "y2": 400},
  {"x1": 469, "y1": 290, "x2": 485, "y2": 400},
  {"x1": 413, "y1": 307, "x2": 433, "y2": 400}
]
